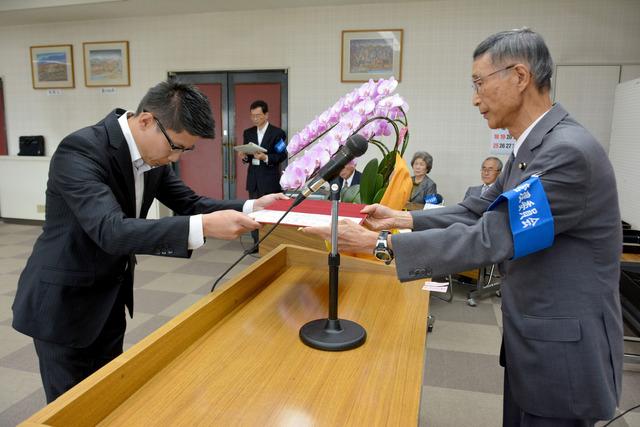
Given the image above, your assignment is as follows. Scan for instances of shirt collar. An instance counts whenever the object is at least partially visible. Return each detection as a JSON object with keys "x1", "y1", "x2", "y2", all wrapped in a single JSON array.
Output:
[
  {"x1": 513, "y1": 109, "x2": 550, "y2": 157},
  {"x1": 118, "y1": 111, "x2": 153, "y2": 175},
  {"x1": 257, "y1": 122, "x2": 269, "y2": 134}
]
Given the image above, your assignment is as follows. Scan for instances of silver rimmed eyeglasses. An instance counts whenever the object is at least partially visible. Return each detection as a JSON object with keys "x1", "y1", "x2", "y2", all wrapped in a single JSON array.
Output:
[{"x1": 472, "y1": 64, "x2": 517, "y2": 93}]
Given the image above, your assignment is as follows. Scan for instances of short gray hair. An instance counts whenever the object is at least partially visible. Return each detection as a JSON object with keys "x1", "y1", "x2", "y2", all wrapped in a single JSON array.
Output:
[
  {"x1": 473, "y1": 28, "x2": 553, "y2": 92},
  {"x1": 484, "y1": 156, "x2": 503, "y2": 171},
  {"x1": 411, "y1": 151, "x2": 433, "y2": 173}
]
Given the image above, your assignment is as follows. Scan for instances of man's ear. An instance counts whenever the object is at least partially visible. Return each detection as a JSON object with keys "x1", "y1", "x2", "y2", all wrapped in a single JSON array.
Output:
[
  {"x1": 514, "y1": 63, "x2": 532, "y2": 92},
  {"x1": 137, "y1": 111, "x2": 155, "y2": 130}
]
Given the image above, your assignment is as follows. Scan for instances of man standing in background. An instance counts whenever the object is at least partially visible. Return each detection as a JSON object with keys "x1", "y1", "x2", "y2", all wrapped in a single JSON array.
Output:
[{"x1": 240, "y1": 100, "x2": 287, "y2": 251}]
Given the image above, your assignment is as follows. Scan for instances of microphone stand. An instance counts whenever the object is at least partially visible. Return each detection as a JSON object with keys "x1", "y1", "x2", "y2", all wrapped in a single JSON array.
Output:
[{"x1": 299, "y1": 184, "x2": 367, "y2": 351}]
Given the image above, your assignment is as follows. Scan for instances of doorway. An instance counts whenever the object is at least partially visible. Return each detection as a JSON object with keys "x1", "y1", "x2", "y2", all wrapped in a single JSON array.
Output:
[{"x1": 170, "y1": 70, "x2": 288, "y2": 200}]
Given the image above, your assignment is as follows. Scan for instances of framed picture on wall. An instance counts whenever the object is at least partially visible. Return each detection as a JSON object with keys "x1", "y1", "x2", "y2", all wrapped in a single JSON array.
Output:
[
  {"x1": 341, "y1": 29, "x2": 403, "y2": 82},
  {"x1": 83, "y1": 40, "x2": 130, "y2": 87},
  {"x1": 30, "y1": 44, "x2": 75, "y2": 89}
]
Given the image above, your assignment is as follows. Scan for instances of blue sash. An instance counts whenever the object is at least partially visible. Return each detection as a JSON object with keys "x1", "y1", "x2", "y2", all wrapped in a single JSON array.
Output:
[{"x1": 487, "y1": 175, "x2": 554, "y2": 259}]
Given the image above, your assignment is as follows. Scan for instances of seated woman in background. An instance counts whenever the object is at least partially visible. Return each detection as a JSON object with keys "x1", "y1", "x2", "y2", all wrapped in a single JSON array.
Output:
[{"x1": 408, "y1": 151, "x2": 437, "y2": 204}]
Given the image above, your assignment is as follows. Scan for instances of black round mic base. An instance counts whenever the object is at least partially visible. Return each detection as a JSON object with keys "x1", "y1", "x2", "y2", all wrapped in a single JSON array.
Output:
[{"x1": 299, "y1": 318, "x2": 366, "y2": 351}]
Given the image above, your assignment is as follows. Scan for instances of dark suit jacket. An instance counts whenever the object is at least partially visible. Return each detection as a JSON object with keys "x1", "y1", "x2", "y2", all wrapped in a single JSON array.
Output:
[
  {"x1": 392, "y1": 104, "x2": 622, "y2": 420},
  {"x1": 12, "y1": 109, "x2": 244, "y2": 348},
  {"x1": 329, "y1": 170, "x2": 361, "y2": 191},
  {"x1": 243, "y1": 123, "x2": 287, "y2": 196}
]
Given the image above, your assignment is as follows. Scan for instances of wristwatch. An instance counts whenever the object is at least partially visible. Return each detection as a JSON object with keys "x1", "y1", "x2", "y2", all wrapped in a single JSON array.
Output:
[{"x1": 373, "y1": 230, "x2": 394, "y2": 264}]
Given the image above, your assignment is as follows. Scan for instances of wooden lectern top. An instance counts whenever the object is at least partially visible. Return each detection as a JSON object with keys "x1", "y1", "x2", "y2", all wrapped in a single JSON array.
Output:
[{"x1": 21, "y1": 245, "x2": 429, "y2": 426}]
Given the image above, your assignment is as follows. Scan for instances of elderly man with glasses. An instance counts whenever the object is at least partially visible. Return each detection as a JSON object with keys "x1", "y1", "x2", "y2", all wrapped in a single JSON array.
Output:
[
  {"x1": 305, "y1": 28, "x2": 622, "y2": 426},
  {"x1": 12, "y1": 80, "x2": 286, "y2": 403},
  {"x1": 463, "y1": 156, "x2": 503, "y2": 200}
]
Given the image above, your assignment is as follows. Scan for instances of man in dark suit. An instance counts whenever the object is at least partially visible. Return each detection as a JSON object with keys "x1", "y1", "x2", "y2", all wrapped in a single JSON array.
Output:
[
  {"x1": 463, "y1": 156, "x2": 503, "y2": 200},
  {"x1": 240, "y1": 100, "x2": 287, "y2": 250},
  {"x1": 12, "y1": 80, "x2": 285, "y2": 403},
  {"x1": 305, "y1": 29, "x2": 622, "y2": 426},
  {"x1": 329, "y1": 163, "x2": 361, "y2": 196}
]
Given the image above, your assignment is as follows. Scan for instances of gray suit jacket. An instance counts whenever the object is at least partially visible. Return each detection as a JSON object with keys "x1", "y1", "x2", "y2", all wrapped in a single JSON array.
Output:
[
  {"x1": 392, "y1": 104, "x2": 622, "y2": 420},
  {"x1": 463, "y1": 184, "x2": 483, "y2": 200},
  {"x1": 408, "y1": 175, "x2": 437, "y2": 203}
]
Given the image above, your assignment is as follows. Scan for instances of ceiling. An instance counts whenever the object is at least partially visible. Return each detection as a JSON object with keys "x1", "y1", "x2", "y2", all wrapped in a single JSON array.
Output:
[{"x1": 0, "y1": 0, "x2": 422, "y2": 27}]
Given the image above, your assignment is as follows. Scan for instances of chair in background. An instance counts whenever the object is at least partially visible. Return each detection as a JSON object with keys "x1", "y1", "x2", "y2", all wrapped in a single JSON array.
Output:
[
  {"x1": 427, "y1": 275, "x2": 454, "y2": 333},
  {"x1": 451, "y1": 265, "x2": 501, "y2": 307}
]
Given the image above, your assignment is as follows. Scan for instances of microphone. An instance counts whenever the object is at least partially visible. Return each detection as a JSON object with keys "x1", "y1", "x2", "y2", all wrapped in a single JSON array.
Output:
[
  {"x1": 293, "y1": 134, "x2": 368, "y2": 206},
  {"x1": 211, "y1": 134, "x2": 367, "y2": 292},
  {"x1": 424, "y1": 193, "x2": 443, "y2": 205}
]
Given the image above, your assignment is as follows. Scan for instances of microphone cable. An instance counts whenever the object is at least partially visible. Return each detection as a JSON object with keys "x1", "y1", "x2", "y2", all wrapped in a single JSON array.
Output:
[
  {"x1": 602, "y1": 403, "x2": 640, "y2": 426},
  {"x1": 210, "y1": 190, "x2": 306, "y2": 292},
  {"x1": 211, "y1": 133, "x2": 367, "y2": 291}
]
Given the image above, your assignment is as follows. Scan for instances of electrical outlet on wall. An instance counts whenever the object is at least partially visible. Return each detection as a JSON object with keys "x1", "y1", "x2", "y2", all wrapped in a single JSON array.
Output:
[{"x1": 36, "y1": 204, "x2": 45, "y2": 213}]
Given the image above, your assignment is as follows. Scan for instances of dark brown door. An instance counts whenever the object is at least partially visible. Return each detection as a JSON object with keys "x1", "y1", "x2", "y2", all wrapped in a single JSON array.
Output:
[{"x1": 171, "y1": 71, "x2": 288, "y2": 201}]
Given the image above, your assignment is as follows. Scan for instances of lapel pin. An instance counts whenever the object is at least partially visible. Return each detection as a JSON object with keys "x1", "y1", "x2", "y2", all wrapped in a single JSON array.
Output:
[{"x1": 518, "y1": 162, "x2": 527, "y2": 170}]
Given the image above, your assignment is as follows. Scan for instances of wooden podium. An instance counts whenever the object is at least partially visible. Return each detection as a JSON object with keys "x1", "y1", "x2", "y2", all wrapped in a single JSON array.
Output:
[{"x1": 20, "y1": 245, "x2": 429, "y2": 426}]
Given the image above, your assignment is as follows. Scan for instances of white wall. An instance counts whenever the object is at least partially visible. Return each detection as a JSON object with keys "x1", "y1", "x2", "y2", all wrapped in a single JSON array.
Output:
[
  {"x1": 1, "y1": 0, "x2": 639, "y2": 207},
  {"x1": 0, "y1": 156, "x2": 49, "y2": 220},
  {"x1": 608, "y1": 78, "x2": 640, "y2": 229}
]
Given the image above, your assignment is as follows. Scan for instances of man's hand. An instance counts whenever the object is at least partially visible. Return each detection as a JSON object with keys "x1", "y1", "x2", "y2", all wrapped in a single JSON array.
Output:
[
  {"x1": 362, "y1": 204, "x2": 413, "y2": 231},
  {"x1": 253, "y1": 193, "x2": 289, "y2": 211},
  {"x1": 303, "y1": 220, "x2": 378, "y2": 254},
  {"x1": 202, "y1": 210, "x2": 260, "y2": 240},
  {"x1": 253, "y1": 152, "x2": 268, "y2": 162}
]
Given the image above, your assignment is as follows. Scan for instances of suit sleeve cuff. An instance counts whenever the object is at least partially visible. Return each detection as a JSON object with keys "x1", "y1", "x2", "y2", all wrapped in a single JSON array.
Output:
[{"x1": 188, "y1": 214, "x2": 205, "y2": 250}]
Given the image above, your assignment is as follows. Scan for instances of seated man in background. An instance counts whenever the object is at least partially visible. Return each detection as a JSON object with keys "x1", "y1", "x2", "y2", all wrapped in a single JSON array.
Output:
[
  {"x1": 464, "y1": 156, "x2": 503, "y2": 199},
  {"x1": 408, "y1": 151, "x2": 437, "y2": 204},
  {"x1": 317, "y1": 163, "x2": 361, "y2": 201},
  {"x1": 330, "y1": 162, "x2": 361, "y2": 194}
]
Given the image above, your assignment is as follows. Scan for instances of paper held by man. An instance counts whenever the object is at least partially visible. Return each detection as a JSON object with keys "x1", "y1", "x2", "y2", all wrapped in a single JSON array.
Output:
[
  {"x1": 249, "y1": 199, "x2": 367, "y2": 228},
  {"x1": 233, "y1": 142, "x2": 267, "y2": 154}
]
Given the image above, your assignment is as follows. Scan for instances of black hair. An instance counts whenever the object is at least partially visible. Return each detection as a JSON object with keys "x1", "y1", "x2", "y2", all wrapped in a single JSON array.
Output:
[
  {"x1": 250, "y1": 100, "x2": 268, "y2": 114},
  {"x1": 136, "y1": 79, "x2": 215, "y2": 139}
]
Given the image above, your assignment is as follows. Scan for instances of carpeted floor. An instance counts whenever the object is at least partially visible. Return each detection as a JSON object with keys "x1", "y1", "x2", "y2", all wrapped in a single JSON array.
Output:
[{"x1": 0, "y1": 220, "x2": 638, "y2": 426}]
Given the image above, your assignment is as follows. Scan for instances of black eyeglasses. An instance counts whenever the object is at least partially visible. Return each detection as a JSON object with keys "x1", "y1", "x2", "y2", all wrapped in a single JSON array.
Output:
[
  {"x1": 472, "y1": 64, "x2": 517, "y2": 93},
  {"x1": 145, "y1": 111, "x2": 194, "y2": 152}
]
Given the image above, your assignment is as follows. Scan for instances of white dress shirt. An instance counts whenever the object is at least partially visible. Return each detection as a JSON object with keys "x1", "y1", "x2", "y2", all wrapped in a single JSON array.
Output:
[
  {"x1": 513, "y1": 109, "x2": 550, "y2": 157},
  {"x1": 253, "y1": 122, "x2": 269, "y2": 165}
]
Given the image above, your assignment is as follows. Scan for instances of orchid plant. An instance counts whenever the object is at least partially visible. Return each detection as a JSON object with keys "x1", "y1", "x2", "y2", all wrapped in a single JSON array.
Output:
[{"x1": 280, "y1": 77, "x2": 410, "y2": 204}]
